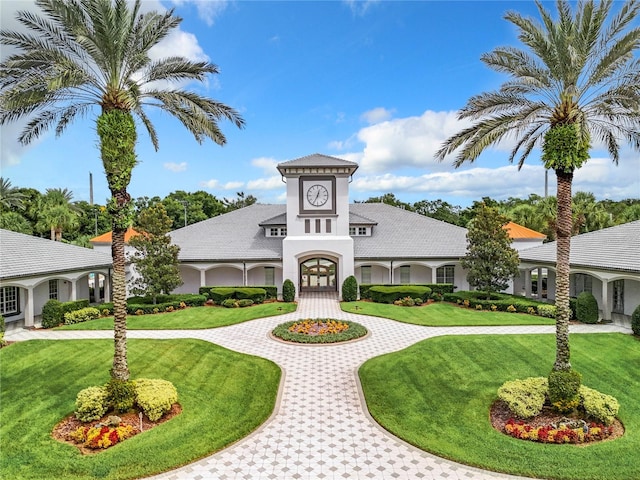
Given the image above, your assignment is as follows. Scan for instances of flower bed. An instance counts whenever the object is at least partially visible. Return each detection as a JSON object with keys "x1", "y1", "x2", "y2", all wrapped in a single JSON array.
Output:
[
  {"x1": 272, "y1": 318, "x2": 367, "y2": 344},
  {"x1": 504, "y1": 417, "x2": 614, "y2": 444}
]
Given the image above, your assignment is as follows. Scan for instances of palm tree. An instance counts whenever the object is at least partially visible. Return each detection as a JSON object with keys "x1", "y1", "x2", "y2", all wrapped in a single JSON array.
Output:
[
  {"x1": 0, "y1": 177, "x2": 25, "y2": 212},
  {"x1": 436, "y1": 0, "x2": 640, "y2": 372},
  {"x1": 35, "y1": 188, "x2": 81, "y2": 241},
  {"x1": 0, "y1": 0, "x2": 244, "y2": 382}
]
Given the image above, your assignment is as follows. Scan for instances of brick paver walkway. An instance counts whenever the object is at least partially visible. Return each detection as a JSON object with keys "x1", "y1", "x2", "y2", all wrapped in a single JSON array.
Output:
[{"x1": 5, "y1": 293, "x2": 629, "y2": 479}]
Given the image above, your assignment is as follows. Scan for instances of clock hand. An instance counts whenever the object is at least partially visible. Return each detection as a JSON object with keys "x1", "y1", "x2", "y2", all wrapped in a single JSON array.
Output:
[{"x1": 314, "y1": 190, "x2": 320, "y2": 203}]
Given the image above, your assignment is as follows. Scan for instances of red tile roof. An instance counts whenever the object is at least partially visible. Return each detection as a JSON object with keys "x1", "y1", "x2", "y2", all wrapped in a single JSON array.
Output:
[
  {"x1": 90, "y1": 227, "x2": 141, "y2": 244},
  {"x1": 504, "y1": 222, "x2": 546, "y2": 239}
]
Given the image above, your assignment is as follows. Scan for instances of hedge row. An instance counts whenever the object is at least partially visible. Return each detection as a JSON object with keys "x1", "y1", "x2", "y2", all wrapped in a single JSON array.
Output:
[
  {"x1": 443, "y1": 291, "x2": 547, "y2": 313},
  {"x1": 198, "y1": 285, "x2": 278, "y2": 300},
  {"x1": 359, "y1": 283, "x2": 454, "y2": 300},
  {"x1": 369, "y1": 285, "x2": 432, "y2": 304},
  {"x1": 42, "y1": 299, "x2": 90, "y2": 328},
  {"x1": 207, "y1": 287, "x2": 267, "y2": 304},
  {"x1": 92, "y1": 294, "x2": 207, "y2": 317}
]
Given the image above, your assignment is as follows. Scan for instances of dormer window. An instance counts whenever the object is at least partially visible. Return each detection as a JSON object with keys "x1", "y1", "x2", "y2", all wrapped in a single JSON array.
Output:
[
  {"x1": 267, "y1": 227, "x2": 287, "y2": 237},
  {"x1": 349, "y1": 226, "x2": 370, "y2": 236}
]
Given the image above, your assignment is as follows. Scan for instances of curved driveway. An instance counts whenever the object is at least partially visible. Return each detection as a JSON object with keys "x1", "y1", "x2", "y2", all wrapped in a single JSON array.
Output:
[{"x1": 5, "y1": 293, "x2": 629, "y2": 480}]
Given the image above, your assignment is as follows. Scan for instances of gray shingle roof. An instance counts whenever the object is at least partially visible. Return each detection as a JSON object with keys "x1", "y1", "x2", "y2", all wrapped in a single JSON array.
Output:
[
  {"x1": 350, "y1": 203, "x2": 468, "y2": 259},
  {"x1": 0, "y1": 229, "x2": 112, "y2": 280},
  {"x1": 277, "y1": 153, "x2": 359, "y2": 169},
  {"x1": 519, "y1": 220, "x2": 640, "y2": 273},
  {"x1": 170, "y1": 203, "x2": 468, "y2": 262}
]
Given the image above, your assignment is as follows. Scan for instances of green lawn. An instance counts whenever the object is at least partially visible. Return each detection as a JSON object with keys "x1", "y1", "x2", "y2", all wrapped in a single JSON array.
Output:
[
  {"x1": 57, "y1": 302, "x2": 297, "y2": 330},
  {"x1": 359, "y1": 333, "x2": 640, "y2": 480},
  {"x1": 0, "y1": 339, "x2": 281, "y2": 480},
  {"x1": 342, "y1": 301, "x2": 555, "y2": 326}
]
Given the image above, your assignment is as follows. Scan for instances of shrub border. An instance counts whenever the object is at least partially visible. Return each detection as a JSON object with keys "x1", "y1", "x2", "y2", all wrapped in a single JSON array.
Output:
[{"x1": 271, "y1": 319, "x2": 368, "y2": 344}]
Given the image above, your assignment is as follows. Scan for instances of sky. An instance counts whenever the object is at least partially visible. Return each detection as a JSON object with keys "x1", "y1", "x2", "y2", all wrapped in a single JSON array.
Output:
[{"x1": 1, "y1": 0, "x2": 639, "y2": 208}]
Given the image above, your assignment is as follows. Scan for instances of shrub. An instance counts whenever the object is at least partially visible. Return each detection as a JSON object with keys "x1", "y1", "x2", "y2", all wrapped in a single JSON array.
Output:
[
  {"x1": 64, "y1": 307, "x2": 101, "y2": 325},
  {"x1": 414, "y1": 298, "x2": 423, "y2": 305},
  {"x1": 199, "y1": 285, "x2": 277, "y2": 300},
  {"x1": 548, "y1": 369, "x2": 582, "y2": 413},
  {"x1": 75, "y1": 386, "x2": 109, "y2": 422},
  {"x1": 507, "y1": 305, "x2": 517, "y2": 313},
  {"x1": 497, "y1": 377, "x2": 548, "y2": 419},
  {"x1": 237, "y1": 299, "x2": 254, "y2": 307},
  {"x1": 476, "y1": 304, "x2": 483, "y2": 310},
  {"x1": 359, "y1": 283, "x2": 453, "y2": 300},
  {"x1": 282, "y1": 279, "x2": 295, "y2": 302},
  {"x1": 342, "y1": 275, "x2": 358, "y2": 302},
  {"x1": 576, "y1": 291, "x2": 599, "y2": 323},
  {"x1": 369, "y1": 285, "x2": 431, "y2": 304},
  {"x1": 631, "y1": 304, "x2": 640, "y2": 336},
  {"x1": 210, "y1": 287, "x2": 266, "y2": 304},
  {"x1": 106, "y1": 379, "x2": 136, "y2": 413},
  {"x1": 41, "y1": 300, "x2": 63, "y2": 328},
  {"x1": 537, "y1": 304, "x2": 557, "y2": 318},
  {"x1": 0, "y1": 315, "x2": 4, "y2": 333},
  {"x1": 135, "y1": 378, "x2": 178, "y2": 421},
  {"x1": 569, "y1": 297, "x2": 578, "y2": 319},
  {"x1": 221, "y1": 298, "x2": 238, "y2": 308},
  {"x1": 579, "y1": 386, "x2": 619, "y2": 425}
]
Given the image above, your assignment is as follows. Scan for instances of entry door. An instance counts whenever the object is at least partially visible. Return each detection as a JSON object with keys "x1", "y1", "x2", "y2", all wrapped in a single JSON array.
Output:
[{"x1": 300, "y1": 258, "x2": 337, "y2": 291}]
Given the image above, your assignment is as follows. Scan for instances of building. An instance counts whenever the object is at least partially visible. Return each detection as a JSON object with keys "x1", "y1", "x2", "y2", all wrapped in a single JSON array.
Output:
[
  {"x1": 517, "y1": 220, "x2": 640, "y2": 327},
  {"x1": 0, "y1": 229, "x2": 112, "y2": 329},
  {"x1": 170, "y1": 154, "x2": 472, "y2": 297}
]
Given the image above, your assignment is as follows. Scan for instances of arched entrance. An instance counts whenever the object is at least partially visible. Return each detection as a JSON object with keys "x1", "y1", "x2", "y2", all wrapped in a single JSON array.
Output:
[{"x1": 300, "y1": 258, "x2": 337, "y2": 291}]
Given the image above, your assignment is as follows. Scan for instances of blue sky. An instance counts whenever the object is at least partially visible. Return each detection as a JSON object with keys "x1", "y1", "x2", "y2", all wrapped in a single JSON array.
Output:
[{"x1": 1, "y1": 0, "x2": 639, "y2": 207}]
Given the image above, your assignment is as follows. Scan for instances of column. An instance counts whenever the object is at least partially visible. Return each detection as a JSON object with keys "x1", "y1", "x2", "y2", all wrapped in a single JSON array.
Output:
[
  {"x1": 70, "y1": 280, "x2": 77, "y2": 301},
  {"x1": 431, "y1": 267, "x2": 438, "y2": 284},
  {"x1": 537, "y1": 268, "x2": 543, "y2": 299},
  {"x1": 200, "y1": 269, "x2": 206, "y2": 287},
  {"x1": 24, "y1": 287, "x2": 34, "y2": 328},
  {"x1": 601, "y1": 281, "x2": 609, "y2": 322},
  {"x1": 524, "y1": 270, "x2": 532, "y2": 297},
  {"x1": 104, "y1": 273, "x2": 111, "y2": 302}
]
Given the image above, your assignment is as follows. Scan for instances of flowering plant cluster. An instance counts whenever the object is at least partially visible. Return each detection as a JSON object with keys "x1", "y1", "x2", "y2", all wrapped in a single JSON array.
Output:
[
  {"x1": 504, "y1": 418, "x2": 613, "y2": 444},
  {"x1": 70, "y1": 423, "x2": 136, "y2": 449},
  {"x1": 289, "y1": 319, "x2": 349, "y2": 336}
]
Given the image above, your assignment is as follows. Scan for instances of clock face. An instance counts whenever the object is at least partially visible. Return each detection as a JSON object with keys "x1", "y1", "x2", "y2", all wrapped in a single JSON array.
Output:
[{"x1": 306, "y1": 184, "x2": 329, "y2": 207}]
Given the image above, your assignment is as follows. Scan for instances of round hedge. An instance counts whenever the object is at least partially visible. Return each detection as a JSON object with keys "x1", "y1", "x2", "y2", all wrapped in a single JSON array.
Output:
[
  {"x1": 632, "y1": 304, "x2": 640, "y2": 336},
  {"x1": 272, "y1": 319, "x2": 367, "y2": 344}
]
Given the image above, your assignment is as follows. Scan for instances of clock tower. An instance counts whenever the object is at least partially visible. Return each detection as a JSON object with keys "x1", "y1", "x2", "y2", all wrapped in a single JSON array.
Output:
[{"x1": 277, "y1": 154, "x2": 358, "y2": 297}]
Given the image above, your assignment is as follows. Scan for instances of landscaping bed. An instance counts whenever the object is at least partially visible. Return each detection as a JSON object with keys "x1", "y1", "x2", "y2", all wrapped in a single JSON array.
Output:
[{"x1": 272, "y1": 319, "x2": 368, "y2": 344}]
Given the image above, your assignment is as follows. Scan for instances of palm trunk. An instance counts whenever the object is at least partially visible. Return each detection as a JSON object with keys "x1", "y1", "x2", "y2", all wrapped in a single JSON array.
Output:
[
  {"x1": 111, "y1": 213, "x2": 130, "y2": 381},
  {"x1": 553, "y1": 169, "x2": 573, "y2": 372}
]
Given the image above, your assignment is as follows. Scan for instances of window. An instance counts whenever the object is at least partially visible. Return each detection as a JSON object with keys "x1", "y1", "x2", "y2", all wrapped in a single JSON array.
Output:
[
  {"x1": 315, "y1": 219, "x2": 321, "y2": 233},
  {"x1": 349, "y1": 227, "x2": 356, "y2": 235},
  {"x1": 0, "y1": 286, "x2": 19, "y2": 316},
  {"x1": 305, "y1": 219, "x2": 310, "y2": 233},
  {"x1": 280, "y1": 228, "x2": 287, "y2": 236},
  {"x1": 326, "y1": 219, "x2": 331, "y2": 233},
  {"x1": 358, "y1": 227, "x2": 367, "y2": 235},
  {"x1": 269, "y1": 227, "x2": 278, "y2": 236},
  {"x1": 48, "y1": 279, "x2": 58, "y2": 300},
  {"x1": 361, "y1": 266, "x2": 371, "y2": 284},
  {"x1": 436, "y1": 265, "x2": 455, "y2": 284},
  {"x1": 265, "y1": 267, "x2": 275, "y2": 286},
  {"x1": 613, "y1": 279, "x2": 624, "y2": 314},
  {"x1": 400, "y1": 266, "x2": 410, "y2": 284}
]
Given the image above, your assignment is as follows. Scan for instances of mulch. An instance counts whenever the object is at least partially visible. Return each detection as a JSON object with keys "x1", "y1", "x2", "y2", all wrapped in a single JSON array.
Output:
[{"x1": 52, "y1": 403, "x2": 182, "y2": 454}]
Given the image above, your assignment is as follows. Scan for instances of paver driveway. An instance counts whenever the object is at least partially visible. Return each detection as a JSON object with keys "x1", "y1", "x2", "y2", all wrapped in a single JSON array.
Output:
[{"x1": 5, "y1": 293, "x2": 629, "y2": 479}]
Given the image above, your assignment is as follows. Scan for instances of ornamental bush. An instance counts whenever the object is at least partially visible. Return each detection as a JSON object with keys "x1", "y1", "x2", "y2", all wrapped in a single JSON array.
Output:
[
  {"x1": 42, "y1": 299, "x2": 91, "y2": 328},
  {"x1": 64, "y1": 307, "x2": 101, "y2": 325},
  {"x1": 221, "y1": 298, "x2": 238, "y2": 308},
  {"x1": 576, "y1": 291, "x2": 599, "y2": 323},
  {"x1": 631, "y1": 304, "x2": 640, "y2": 336},
  {"x1": 342, "y1": 275, "x2": 358, "y2": 302},
  {"x1": 579, "y1": 385, "x2": 619, "y2": 425},
  {"x1": 282, "y1": 279, "x2": 295, "y2": 302},
  {"x1": 548, "y1": 369, "x2": 582, "y2": 413},
  {"x1": 106, "y1": 378, "x2": 136, "y2": 413},
  {"x1": 209, "y1": 287, "x2": 266, "y2": 304},
  {"x1": 537, "y1": 304, "x2": 557, "y2": 318},
  {"x1": 369, "y1": 285, "x2": 431, "y2": 304},
  {"x1": 135, "y1": 378, "x2": 178, "y2": 421},
  {"x1": 497, "y1": 377, "x2": 548, "y2": 419},
  {"x1": 75, "y1": 386, "x2": 109, "y2": 422}
]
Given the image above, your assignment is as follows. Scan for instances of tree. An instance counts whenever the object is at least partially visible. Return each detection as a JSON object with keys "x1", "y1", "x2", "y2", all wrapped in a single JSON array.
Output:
[
  {"x1": 0, "y1": 0, "x2": 244, "y2": 382},
  {"x1": 461, "y1": 204, "x2": 520, "y2": 299},
  {"x1": 35, "y1": 188, "x2": 80, "y2": 241},
  {"x1": 436, "y1": 0, "x2": 640, "y2": 372},
  {"x1": 128, "y1": 204, "x2": 182, "y2": 303},
  {"x1": 0, "y1": 211, "x2": 33, "y2": 234},
  {"x1": 223, "y1": 191, "x2": 258, "y2": 212},
  {"x1": 0, "y1": 177, "x2": 25, "y2": 212}
]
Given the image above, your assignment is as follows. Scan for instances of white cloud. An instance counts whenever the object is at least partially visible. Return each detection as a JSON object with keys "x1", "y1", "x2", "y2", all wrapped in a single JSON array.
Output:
[
  {"x1": 164, "y1": 161, "x2": 187, "y2": 172},
  {"x1": 339, "y1": 109, "x2": 472, "y2": 173},
  {"x1": 360, "y1": 107, "x2": 394, "y2": 124},
  {"x1": 343, "y1": 0, "x2": 380, "y2": 16},
  {"x1": 223, "y1": 181, "x2": 244, "y2": 189},
  {"x1": 169, "y1": 0, "x2": 230, "y2": 26},
  {"x1": 200, "y1": 179, "x2": 219, "y2": 189},
  {"x1": 247, "y1": 175, "x2": 285, "y2": 190},
  {"x1": 251, "y1": 157, "x2": 280, "y2": 174}
]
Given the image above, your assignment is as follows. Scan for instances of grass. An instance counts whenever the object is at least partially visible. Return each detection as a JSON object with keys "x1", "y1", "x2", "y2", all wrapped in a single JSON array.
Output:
[
  {"x1": 57, "y1": 302, "x2": 297, "y2": 330},
  {"x1": 0, "y1": 339, "x2": 281, "y2": 480},
  {"x1": 342, "y1": 301, "x2": 555, "y2": 326},
  {"x1": 359, "y1": 333, "x2": 640, "y2": 480}
]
